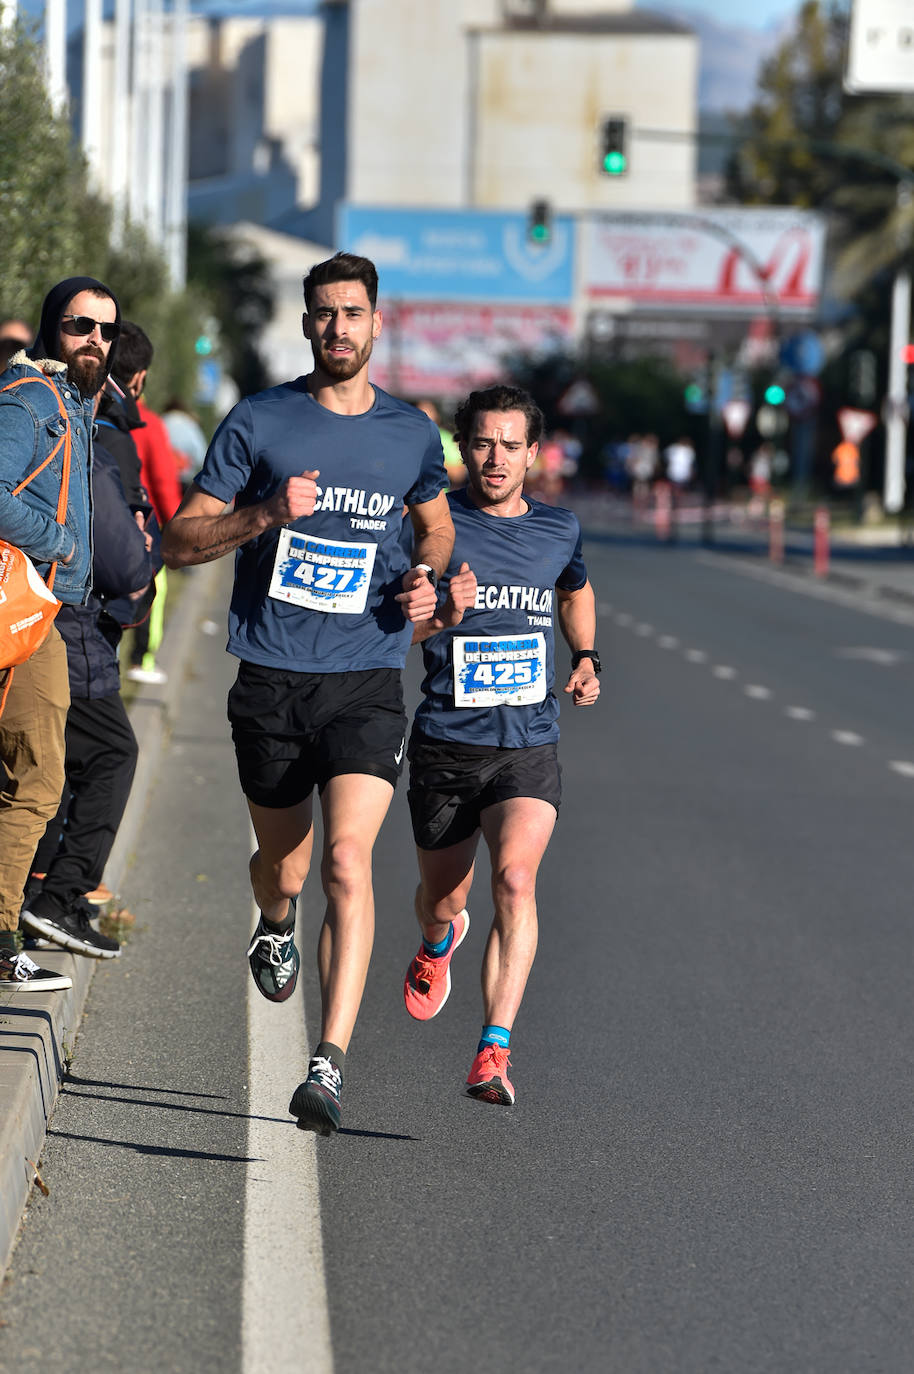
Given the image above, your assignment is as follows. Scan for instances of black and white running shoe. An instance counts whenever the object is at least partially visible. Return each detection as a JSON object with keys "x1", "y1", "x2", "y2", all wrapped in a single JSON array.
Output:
[
  {"x1": 289, "y1": 1055, "x2": 342, "y2": 1136},
  {"x1": 247, "y1": 902, "x2": 299, "y2": 1003},
  {"x1": 21, "y1": 896, "x2": 121, "y2": 959},
  {"x1": 0, "y1": 950, "x2": 73, "y2": 991}
]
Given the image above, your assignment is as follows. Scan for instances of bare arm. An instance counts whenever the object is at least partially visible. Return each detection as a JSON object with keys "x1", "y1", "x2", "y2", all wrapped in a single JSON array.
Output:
[
  {"x1": 395, "y1": 489, "x2": 455, "y2": 623},
  {"x1": 556, "y1": 580, "x2": 601, "y2": 706},
  {"x1": 411, "y1": 562, "x2": 477, "y2": 644},
  {"x1": 161, "y1": 471, "x2": 319, "y2": 569}
]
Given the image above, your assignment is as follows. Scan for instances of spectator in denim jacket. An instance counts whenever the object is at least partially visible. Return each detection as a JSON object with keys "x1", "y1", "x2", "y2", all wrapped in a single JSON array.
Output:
[{"x1": 0, "y1": 276, "x2": 121, "y2": 993}]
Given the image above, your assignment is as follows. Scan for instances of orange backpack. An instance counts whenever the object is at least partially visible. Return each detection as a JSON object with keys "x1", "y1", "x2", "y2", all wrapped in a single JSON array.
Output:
[{"x1": 0, "y1": 373, "x2": 72, "y2": 709}]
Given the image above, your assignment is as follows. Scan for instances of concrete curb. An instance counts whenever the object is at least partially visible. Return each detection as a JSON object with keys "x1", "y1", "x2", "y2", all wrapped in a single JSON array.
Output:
[{"x1": 0, "y1": 560, "x2": 221, "y2": 1278}]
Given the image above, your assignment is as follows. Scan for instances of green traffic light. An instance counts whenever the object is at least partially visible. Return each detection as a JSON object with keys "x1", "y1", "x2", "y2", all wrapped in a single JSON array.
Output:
[
  {"x1": 684, "y1": 383, "x2": 704, "y2": 405},
  {"x1": 603, "y1": 151, "x2": 626, "y2": 176},
  {"x1": 529, "y1": 223, "x2": 550, "y2": 243},
  {"x1": 764, "y1": 384, "x2": 786, "y2": 405},
  {"x1": 195, "y1": 335, "x2": 213, "y2": 356}
]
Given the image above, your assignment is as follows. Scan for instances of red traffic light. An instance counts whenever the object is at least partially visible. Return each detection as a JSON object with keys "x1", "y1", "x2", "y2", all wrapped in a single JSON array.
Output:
[{"x1": 902, "y1": 344, "x2": 914, "y2": 363}]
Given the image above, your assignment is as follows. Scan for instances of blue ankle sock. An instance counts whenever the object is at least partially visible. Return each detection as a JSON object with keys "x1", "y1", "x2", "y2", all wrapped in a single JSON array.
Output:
[
  {"x1": 478, "y1": 1024, "x2": 511, "y2": 1052},
  {"x1": 422, "y1": 921, "x2": 455, "y2": 958}
]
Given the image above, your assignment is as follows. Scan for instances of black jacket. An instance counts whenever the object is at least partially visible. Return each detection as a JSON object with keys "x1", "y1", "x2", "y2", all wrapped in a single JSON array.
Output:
[{"x1": 55, "y1": 442, "x2": 154, "y2": 698}]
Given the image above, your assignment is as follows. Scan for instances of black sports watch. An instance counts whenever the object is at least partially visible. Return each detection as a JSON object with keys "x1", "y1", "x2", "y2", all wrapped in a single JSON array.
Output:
[
  {"x1": 413, "y1": 563, "x2": 439, "y2": 590},
  {"x1": 571, "y1": 649, "x2": 602, "y2": 674}
]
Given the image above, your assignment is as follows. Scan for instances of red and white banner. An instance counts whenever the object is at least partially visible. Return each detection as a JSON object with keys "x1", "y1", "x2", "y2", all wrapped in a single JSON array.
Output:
[
  {"x1": 368, "y1": 302, "x2": 574, "y2": 398},
  {"x1": 583, "y1": 209, "x2": 826, "y2": 316}
]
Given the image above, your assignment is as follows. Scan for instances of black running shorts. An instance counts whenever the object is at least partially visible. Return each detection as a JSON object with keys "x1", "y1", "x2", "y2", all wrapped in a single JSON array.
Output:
[
  {"x1": 227, "y1": 662, "x2": 407, "y2": 808},
  {"x1": 407, "y1": 731, "x2": 562, "y2": 851}
]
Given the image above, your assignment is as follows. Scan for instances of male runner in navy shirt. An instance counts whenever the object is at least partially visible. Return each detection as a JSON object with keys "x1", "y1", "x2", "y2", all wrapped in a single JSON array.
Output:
[
  {"x1": 403, "y1": 384, "x2": 600, "y2": 1106},
  {"x1": 162, "y1": 253, "x2": 453, "y2": 1134}
]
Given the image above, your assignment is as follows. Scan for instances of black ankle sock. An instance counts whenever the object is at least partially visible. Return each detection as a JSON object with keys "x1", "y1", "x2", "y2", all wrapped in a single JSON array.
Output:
[
  {"x1": 0, "y1": 931, "x2": 17, "y2": 954},
  {"x1": 315, "y1": 1041, "x2": 345, "y2": 1078},
  {"x1": 261, "y1": 898, "x2": 296, "y2": 934}
]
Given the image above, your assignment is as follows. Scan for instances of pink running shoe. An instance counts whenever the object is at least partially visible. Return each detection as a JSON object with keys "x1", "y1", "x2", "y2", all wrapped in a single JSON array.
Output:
[
  {"x1": 466, "y1": 1045, "x2": 515, "y2": 1106},
  {"x1": 403, "y1": 908, "x2": 469, "y2": 1021}
]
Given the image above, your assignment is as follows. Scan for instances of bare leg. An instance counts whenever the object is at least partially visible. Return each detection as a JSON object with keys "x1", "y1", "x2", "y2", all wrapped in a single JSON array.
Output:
[
  {"x1": 415, "y1": 833, "x2": 479, "y2": 944},
  {"x1": 247, "y1": 795, "x2": 314, "y2": 924},
  {"x1": 478, "y1": 798, "x2": 556, "y2": 1031},
  {"x1": 316, "y1": 772, "x2": 395, "y2": 1053}
]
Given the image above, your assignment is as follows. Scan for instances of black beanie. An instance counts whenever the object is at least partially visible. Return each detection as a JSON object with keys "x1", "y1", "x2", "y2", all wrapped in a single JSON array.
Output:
[{"x1": 30, "y1": 275, "x2": 122, "y2": 383}]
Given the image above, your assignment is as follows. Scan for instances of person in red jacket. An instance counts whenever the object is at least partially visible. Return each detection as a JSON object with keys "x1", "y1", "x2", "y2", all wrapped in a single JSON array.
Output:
[{"x1": 110, "y1": 323, "x2": 182, "y2": 685}]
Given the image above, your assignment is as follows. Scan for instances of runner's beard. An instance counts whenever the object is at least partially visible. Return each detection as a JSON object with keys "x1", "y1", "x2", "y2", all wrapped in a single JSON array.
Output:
[
  {"x1": 67, "y1": 350, "x2": 107, "y2": 397},
  {"x1": 316, "y1": 336, "x2": 373, "y2": 381}
]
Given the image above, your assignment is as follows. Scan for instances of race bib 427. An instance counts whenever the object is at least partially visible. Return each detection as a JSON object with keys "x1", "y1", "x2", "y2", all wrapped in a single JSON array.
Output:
[{"x1": 268, "y1": 528, "x2": 378, "y2": 614}]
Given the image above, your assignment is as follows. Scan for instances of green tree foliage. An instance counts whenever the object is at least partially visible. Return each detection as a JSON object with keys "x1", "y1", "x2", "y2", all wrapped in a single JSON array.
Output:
[
  {"x1": 508, "y1": 352, "x2": 688, "y2": 478},
  {"x1": 186, "y1": 223, "x2": 275, "y2": 397},
  {"x1": 726, "y1": 0, "x2": 914, "y2": 298},
  {"x1": 0, "y1": 18, "x2": 241, "y2": 421},
  {"x1": 0, "y1": 17, "x2": 110, "y2": 315}
]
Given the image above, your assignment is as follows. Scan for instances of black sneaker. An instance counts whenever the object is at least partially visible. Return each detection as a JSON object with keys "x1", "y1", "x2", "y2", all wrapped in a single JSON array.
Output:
[
  {"x1": 289, "y1": 1055, "x2": 342, "y2": 1136},
  {"x1": 0, "y1": 950, "x2": 73, "y2": 991},
  {"x1": 21, "y1": 896, "x2": 121, "y2": 959},
  {"x1": 247, "y1": 902, "x2": 299, "y2": 1003}
]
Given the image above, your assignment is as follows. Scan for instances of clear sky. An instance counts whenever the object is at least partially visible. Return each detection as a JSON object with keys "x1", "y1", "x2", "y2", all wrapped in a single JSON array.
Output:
[{"x1": 642, "y1": 0, "x2": 806, "y2": 27}]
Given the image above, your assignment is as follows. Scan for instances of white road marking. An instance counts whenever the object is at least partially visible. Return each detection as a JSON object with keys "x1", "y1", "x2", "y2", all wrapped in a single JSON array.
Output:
[
  {"x1": 744, "y1": 684, "x2": 772, "y2": 699},
  {"x1": 597, "y1": 602, "x2": 613, "y2": 617},
  {"x1": 635, "y1": 623, "x2": 654, "y2": 636},
  {"x1": 615, "y1": 612, "x2": 633, "y2": 626},
  {"x1": 685, "y1": 649, "x2": 707, "y2": 663},
  {"x1": 657, "y1": 635, "x2": 680, "y2": 649},
  {"x1": 713, "y1": 665, "x2": 737, "y2": 679},
  {"x1": 786, "y1": 706, "x2": 816, "y2": 721},
  {"x1": 835, "y1": 647, "x2": 906, "y2": 666},
  {"x1": 889, "y1": 761, "x2": 914, "y2": 778},
  {"x1": 831, "y1": 730, "x2": 865, "y2": 747},
  {"x1": 243, "y1": 861, "x2": 333, "y2": 1374}
]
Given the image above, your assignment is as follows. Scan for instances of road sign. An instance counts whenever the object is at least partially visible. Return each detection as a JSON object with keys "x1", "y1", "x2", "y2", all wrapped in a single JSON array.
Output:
[
  {"x1": 722, "y1": 400, "x2": 752, "y2": 438},
  {"x1": 837, "y1": 407, "x2": 878, "y2": 444},
  {"x1": 780, "y1": 329, "x2": 825, "y2": 376},
  {"x1": 846, "y1": 0, "x2": 914, "y2": 93},
  {"x1": 557, "y1": 379, "x2": 600, "y2": 417}
]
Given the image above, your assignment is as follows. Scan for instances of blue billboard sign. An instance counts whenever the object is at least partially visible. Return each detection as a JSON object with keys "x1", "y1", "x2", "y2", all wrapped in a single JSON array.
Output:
[{"x1": 338, "y1": 204, "x2": 575, "y2": 305}]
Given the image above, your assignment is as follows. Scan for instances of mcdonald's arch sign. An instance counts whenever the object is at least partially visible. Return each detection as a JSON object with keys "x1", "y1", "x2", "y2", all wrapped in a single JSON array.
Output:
[{"x1": 583, "y1": 209, "x2": 826, "y2": 316}]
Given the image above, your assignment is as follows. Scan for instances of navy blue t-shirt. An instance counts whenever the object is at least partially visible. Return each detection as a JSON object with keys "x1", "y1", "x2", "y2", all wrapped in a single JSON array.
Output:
[
  {"x1": 414, "y1": 489, "x2": 588, "y2": 748},
  {"x1": 196, "y1": 380, "x2": 446, "y2": 672}
]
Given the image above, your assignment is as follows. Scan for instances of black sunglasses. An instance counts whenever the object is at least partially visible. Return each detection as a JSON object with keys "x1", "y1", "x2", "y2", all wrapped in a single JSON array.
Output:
[{"x1": 61, "y1": 313, "x2": 120, "y2": 343}]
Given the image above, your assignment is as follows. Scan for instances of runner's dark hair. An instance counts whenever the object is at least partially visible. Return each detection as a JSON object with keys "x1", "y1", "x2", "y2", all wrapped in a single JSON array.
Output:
[
  {"x1": 454, "y1": 385, "x2": 545, "y2": 448},
  {"x1": 303, "y1": 252, "x2": 378, "y2": 312}
]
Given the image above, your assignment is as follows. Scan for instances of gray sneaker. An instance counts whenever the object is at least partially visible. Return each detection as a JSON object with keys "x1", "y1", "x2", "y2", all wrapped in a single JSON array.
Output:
[
  {"x1": 246, "y1": 902, "x2": 299, "y2": 1003},
  {"x1": 289, "y1": 1054, "x2": 342, "y2": 1136}
]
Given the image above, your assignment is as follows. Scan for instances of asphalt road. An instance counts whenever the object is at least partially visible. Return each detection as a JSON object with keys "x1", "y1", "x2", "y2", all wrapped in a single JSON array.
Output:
[{"x1": 3, "y1": 534, "x2": 914, "y2": 1374}]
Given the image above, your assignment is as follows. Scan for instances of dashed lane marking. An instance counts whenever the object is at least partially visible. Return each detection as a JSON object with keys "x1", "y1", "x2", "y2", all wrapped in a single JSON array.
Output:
[
  {"x1": 786, "y1": 706, "x2": 816, "y2": 721},
  {"x1": 831, "y1": 730, "x2": 865, "y2": 747},
  {"x1": 713, "y1": 665, "x2": 737, "y2": 679},
  {"x1": 889, "y1": 761, "x2": 914, "y2": 778},
  {"x1": 744, "y1": 684, "x2": 772, "y2": 699},
  {"x1": 657, "y1": 635, "x2": 680, "y2": 649},
  {"x1": 685, "y1": 649, "x2": 708, "y2": 663}
]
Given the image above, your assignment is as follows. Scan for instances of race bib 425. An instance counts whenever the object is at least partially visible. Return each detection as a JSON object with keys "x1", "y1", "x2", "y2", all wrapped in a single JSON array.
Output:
[
  {"x1": 268, "y1": 528, "x2": 377, "y2": 614},
  {"x1": 452, "y1": 633, "x2": 547, "y2": 708}
]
